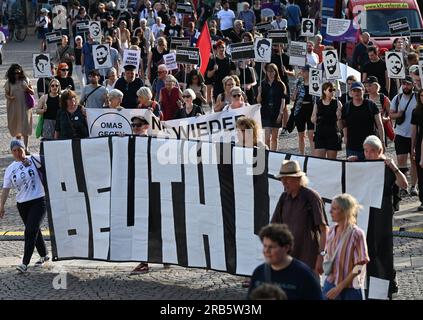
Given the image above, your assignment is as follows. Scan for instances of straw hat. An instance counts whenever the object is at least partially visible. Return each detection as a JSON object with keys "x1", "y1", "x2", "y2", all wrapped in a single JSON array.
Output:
[{"x1": 274, "y1": 160, "x2": 305, "y2": 179}]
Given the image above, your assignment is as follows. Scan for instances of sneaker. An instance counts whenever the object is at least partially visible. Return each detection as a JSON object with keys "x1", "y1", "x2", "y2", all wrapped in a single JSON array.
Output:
[
  {"x1": 34, "y1": 255, "x2": 50, "y2": 266},
  {"x1": 280, "y1": 128, "x2": 289, "y2": 136},
  {"x1": 16, "y1": 264, "x2": 28, "y2": 273},
  {"x1": 130, "y1": 262, "x2": 149, "y2": 275},
  {"x1": 400, "y1": 189, "x2": 408, "y2": 198},
  {"x1": 410, "y1": 186, "x2": 418, "y2": 197}
]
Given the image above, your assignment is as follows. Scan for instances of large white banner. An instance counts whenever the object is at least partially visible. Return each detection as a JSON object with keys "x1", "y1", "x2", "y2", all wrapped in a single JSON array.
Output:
[
  {"x1": 153, "y1": 104, "x2": 263, "y2": 142},
  {"x1": 86, "y1": 108, "x2": 153, "y2": 137},
  {"x1": 43, "y1": 137, "x2": 384, "y2": 276}
]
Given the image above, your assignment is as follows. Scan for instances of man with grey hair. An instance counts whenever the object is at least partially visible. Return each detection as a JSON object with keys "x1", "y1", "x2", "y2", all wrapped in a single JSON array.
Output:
[
  {"x1": 271, "y1": 160, "x2": 329, "y2": 277},
  {"x1": 237, "y1": 2, "x2": 255, "y2": 32},
  {"x1": 152, "y1": 64, "x2": 168, "y2": 101}
]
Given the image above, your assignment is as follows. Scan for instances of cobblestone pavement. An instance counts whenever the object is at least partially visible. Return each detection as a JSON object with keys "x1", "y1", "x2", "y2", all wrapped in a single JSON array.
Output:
[{"x1": 0, "y1": 36, "x2": 422, "y2": 300}]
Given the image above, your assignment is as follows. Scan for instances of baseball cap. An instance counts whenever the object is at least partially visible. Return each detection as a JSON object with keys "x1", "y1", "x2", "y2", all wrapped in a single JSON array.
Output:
[
  {"x1": 40, "y1": 8, "x2": 49, "y2": 13},
  {"x1": 10, "y1": 140, "x2": 25, "y2": 151},
  {"x1": 350, "y1": 81, "x2": 364, "y2": 90},
  {"x1": 124, "y1": 65, "x2": 137, "y2": 71},
  {"x1": 364, "y1": 76, "x2": 378, "y2": 84},
  {"x1": 131, "y1": 116, "x2": 149, "y2": 125},
  {"x1": 402, "y1": 75, "x2": 414, "y2": 84}
]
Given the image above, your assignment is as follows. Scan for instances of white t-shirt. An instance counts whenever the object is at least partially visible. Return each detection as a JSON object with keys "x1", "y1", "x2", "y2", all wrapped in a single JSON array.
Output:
[
  {"x1": 271, "y1": 19, "x2": 287, "y2": 30},
  {"x1": 217, "y1": 9, "x2": 235, "y2": 31},
  {"x1": 152, "y1": 23, "x2": 166, "y2": 39},
  {"x1": 306, "y1": 52, "x2": 319, "y2": 68},
  {"x1": 3, "y1": 155, "x2": 45, "y2": 203},
  {"x1": 391, "y1": 93, "x2": 417, "y2": 138}
]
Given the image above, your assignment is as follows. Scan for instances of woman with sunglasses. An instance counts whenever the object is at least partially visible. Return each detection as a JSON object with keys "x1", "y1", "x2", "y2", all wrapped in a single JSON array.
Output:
[
  {"x1": 55, "y1": 63, "x2": 75, "y2": 91},
  {"x1": 0, "y1": 140, "x2": 50, "y2": 273},
  {"x1": 174, "y1": 89, "x2": 205, "y2": 119},
  {"x1": 36, "y1": 79, "x2": 62, "y2": 140},
  {"x1": 186, "y1": 69, "x2": 207, "y2": 107},
  {"x1": 257, "y1": 63, "x2": 287, "y2": 151},
  {"x1": 311, "y1": 82, "x2": 342, "y2": 159},
  {"x1": 54, "y1": 90, "x2": 88, "y2": 140},
  {"x1": 223, "y1": 87, "x2": 250, "y2": 111},
  {"x1": 147, "y1": 37, "x2": 169, "y2": 84},
  {"x1": 4, "y1": 64, "x2": 34, "y2": 154}
]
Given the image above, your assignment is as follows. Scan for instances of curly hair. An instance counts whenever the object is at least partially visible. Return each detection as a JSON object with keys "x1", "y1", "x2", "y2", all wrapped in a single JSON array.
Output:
[{"x1": 5, "y1": 64, "x2": 27, "y2": 84}]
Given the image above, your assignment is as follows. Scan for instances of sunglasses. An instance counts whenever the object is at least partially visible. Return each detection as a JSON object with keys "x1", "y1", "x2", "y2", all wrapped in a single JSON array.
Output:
[
  {"x1": 131, "y1": 123, "x2": 145, "y2": 128},
  {"x1": 232, "y1": 94, "x2": 241, "y2": 98},
  {"x1": 182, "y1": 95, "x2": 191, "y2": 98},
  {"x1": 328, "y1": 89, "x2": 336, "y2": 92},
  {"x1": 402, "y1": 81, "x2": 412, "y2": 85},
  {"x1": 50, "y1": 84, "x2": 59, "y2": 87},
  {"x1": 61, "y1": 69, "x2": 69, "y2": 71},
  {"x1": 158, "y1": 70, "x2": 167, "y2": 74}
]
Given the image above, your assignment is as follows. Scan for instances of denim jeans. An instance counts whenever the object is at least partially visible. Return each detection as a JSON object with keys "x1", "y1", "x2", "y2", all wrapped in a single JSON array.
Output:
[{"x1": 322, "y1": 280, "x2": 364, "y2": 300}]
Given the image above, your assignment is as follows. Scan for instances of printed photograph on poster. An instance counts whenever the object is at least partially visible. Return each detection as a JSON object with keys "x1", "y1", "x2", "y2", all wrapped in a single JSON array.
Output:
[
  {"x1": 230, "y1": 42, "x2": 255, "y2": 61},
  {"x1": 116, "y1": 0, "x2": 128, "y2": 11},
  {"x1": 33, "y1": 53, "x2": 52, "y2": 78},
  {"x1": 385, "y1": 51, "x2": 405, "y2": 79},
  {"x1": 254, "y1": 38, "x2": 272, "y2": 63},
  {"x1": 288, "y1": 41, "x2": 307, "y2": 67},
  {"x1": 93, "y1": 44, "x2": 112, "y2": 69},
  {"x1": 323, "y1": 50, "x2": 341, "y2": 80},
  {"x1": 309, "y1": 68, "x2": 322, "y2": 97},
  {"x1": 89, "y1": 21, "x2": 102, "y2": 40},
  {"x1": 267, "y1": 30, "x2": 288, "y2": 44},
  {"x1": 175, "y1": 47, "x2": 200, "y2": 65},
  {"x1": 301, "y1": 18, "x2": 315, "y2": 37},
  {"x1": 122, "y1": 49, "x2": 141, "y2": 73},
  {"x1": 163, "y1": 53, "x2": 178, "y2": 71}
]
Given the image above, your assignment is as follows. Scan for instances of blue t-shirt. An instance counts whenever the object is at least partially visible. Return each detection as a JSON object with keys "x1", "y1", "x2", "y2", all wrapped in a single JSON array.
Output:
[
  {"x1": 286, "y1": 4, "x2": 301, "y2": 26},
  {"x1": 248, "y1": 259, "x2": 324, "y2": 300},
  {"x1": 81, "y1": 42, "x2": 98, "y2": 74}
]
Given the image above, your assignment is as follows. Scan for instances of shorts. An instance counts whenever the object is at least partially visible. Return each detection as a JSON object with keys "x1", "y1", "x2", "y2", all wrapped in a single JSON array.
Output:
[
  {"x1": 37, "y1": 28, "x2": 47, "y2": 40},
  {"x1": 294, "y1": 103, "x2": 314, "y2": 132},
  {"x1": 394, "y1": 135, "x2": 411, "y2": 155},
  {"x1": 314, "y1": 132, "x2": 342, "y2": 151}
]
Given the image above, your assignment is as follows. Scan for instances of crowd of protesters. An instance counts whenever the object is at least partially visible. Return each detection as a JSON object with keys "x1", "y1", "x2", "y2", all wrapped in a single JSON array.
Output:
[{"x1": 1, "y1": 0, "x2": 423, "y2": 300}]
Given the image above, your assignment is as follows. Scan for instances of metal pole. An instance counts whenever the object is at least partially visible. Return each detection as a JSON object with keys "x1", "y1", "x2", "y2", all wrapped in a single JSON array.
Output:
[
  {"x1": 184, "y1": 64, "x2": 187, "y2": 90},
  {"x1": 243, "y1": 62, "x2": 246, "y2": 92}
]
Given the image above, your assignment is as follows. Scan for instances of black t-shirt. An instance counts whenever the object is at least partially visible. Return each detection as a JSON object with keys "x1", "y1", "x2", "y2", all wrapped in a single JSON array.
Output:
[
  {"x1": 164, "y1": 24, "x2": 182, "y2": 38},
  {"x1": 248, "y1": 260, "x2": 324, "y2": 300},
  {"x1": 74, "y1": 47, "x2": 82, "y2": 65},
  {"x1": 342, "y1": 99, "x2": 379, "y2": 151},
  {"x1": 114, "y1": 77, "x2": 144, "y2": 109},
  {"x1": 174, "y1": 104, "x2": 204, "y2": 119},
  {"x1": 37, "y1": 77, "x2": 53, "y2": 97},
  {"x1": 362, "y1": 60, "x2": 387, "y2": 93},
  {"x1": 56, "y1": 76, "x2": 75, "y2": 91},
  {"x1": 411, "y1": 108, "x2": 423, "y2": 160},
  {"x1": 206, "y1": 56, "x2": 236, "y2": 98},
  {"x1": 260, "y1": 80, "x2": 286, "y2": 120},
  {"x1": 269, "y1": 53, "x2": 293, "y2": 87},
  {"x1": 44, "y1": 95, "x2": 61, "y2": 120}
]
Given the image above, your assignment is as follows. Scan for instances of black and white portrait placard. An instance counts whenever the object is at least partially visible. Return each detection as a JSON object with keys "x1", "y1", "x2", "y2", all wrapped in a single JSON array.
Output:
[
  {"x1": 385, "y1": 51, "x2": 405, "y2": 79},
  {"x1": 93, "y1": 44, "x2": 112, "y2": 69},
  {"x1": 301, "y1": 18, "x2": 315, "y2": 37},
  {"x1": 323, "y1": 50, "x2": 341, "y2": 80},
  {"x1": 254, "y1": 38, "x2": 272, "y2": 63},
  {"x1": 89, "y1": 21, "x2": 102, "y2": 41},
  {"x1": 116, "y1": 0, "x2": 128, "y2": 12},
  {"x1": 309, "y1": 68, "x2": 323, "y2": 97},
  {"x1": 33, "y1": 53, "x2": 52, "y2": 78}
]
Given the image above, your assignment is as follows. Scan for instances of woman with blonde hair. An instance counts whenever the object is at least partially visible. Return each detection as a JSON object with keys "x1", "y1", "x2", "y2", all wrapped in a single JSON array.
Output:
[
  {"x1": 147, "y1": 36, "x2": 169, "y2": 83},
  {"x1": 214, "y1": 76, "x2": 236, "y2": 112},
  {"x1": 36, "y1": 79, "x2": 61, "y2": 139},
  {"x1": 323, "y1": 194, "x2": 369, "y2": 300}
]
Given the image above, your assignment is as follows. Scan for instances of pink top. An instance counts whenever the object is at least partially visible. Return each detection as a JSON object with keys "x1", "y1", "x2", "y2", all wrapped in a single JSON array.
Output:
[{"x1": 325, "y1": 224, "x2": 370, "y2": 288}]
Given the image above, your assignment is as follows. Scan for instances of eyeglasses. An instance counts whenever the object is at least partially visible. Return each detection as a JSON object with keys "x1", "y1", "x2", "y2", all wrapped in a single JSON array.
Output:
[
  {"x1": 131, "y1": 123, "x2": 143, "y2": 128},
  {"x1": 158, "y1": 70, "x2": 167, "y2": 74},
  {"x1": 232, "y1": 94, "x2": 241, "y2": 98},
  {"x1": 50, "y1": 84, "x2": 59, "y2": 87},
  {"x1": 328, "y1": 89, "x2": 336, "y2": 92},
  {"x1": 61, "y1": 69, "x2": 69, "y2": 71},
  {"x1": 182, "y1": 95, "x2": 191, "y2": 98}
]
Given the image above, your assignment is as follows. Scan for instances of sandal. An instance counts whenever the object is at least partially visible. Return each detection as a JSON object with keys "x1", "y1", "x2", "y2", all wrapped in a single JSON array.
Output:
[{"x1": 130, "y1": 263, "x2": 149, "y2": 275}]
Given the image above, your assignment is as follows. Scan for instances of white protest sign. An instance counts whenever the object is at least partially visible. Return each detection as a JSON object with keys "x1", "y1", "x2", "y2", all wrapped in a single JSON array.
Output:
[
  {"x1": 86, "y1": 108, "x2": 154, "y2": 137},
  {"x1": 323, "y1": 50, "x2": 341, "y2": 80},
  {"x1": 254, "y1": 38, "x2": 272, "y2": 63},
  {"x1": 53, "y1": 13, "x2": 67, "y2": 30},
  {"x1": 368, "y1": 277, "x2": 390, "y2": 300},
  {"x1": 93, "y1": 44, "x2": 112, "y2": 69},
  {"x1": 117, "y1": 0, "x2": 128, "y2": 12},
  {"x1": 339, "y1": 63, "x2": 361, "y2": 83},
  {"x1": 89, "y1": 21, "x2": 102, "y2": 41},
  {"x1": 163, "y1": 53, "x2": 178, "y2": 71},
  {"x1": 33, "y1": 53, "x2": 52, "y2": 78},
  {"x1": 288, "y1": 41, "x2": 307, "y2": 67},
  {"x1": 386, "y1": 51, "x2": 405, "y2": 79},
  {"x1": 309, "y1": 68, "x2": 322, "y2": 97},
  {"x1": 151, "y1": 104, "x2": 263, "y2": 142},
  {"x1": 301, "y1": 18, "x2": 315, "y2": 37},
  {"x1": 123, "y1": 49, "x2": 141, "y2": 73},
  {"x1": 327, "y1": 18, "x2": 352, "y2": 37}
]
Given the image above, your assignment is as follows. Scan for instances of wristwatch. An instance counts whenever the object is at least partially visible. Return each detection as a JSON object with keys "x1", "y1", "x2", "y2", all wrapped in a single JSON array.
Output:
[{"x1": 319, "y1": 250, "x2": 326, "y2": 257}]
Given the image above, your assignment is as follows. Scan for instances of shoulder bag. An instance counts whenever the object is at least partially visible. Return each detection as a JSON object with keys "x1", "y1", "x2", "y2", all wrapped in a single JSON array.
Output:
[{"x1": 323, "y1": 227, "x2": 354, "y2": 276}]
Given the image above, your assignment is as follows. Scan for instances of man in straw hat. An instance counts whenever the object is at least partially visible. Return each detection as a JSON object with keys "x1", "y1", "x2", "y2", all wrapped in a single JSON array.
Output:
[{"x1": 271, "y1": 160, "x2": 329, "y2": 277}]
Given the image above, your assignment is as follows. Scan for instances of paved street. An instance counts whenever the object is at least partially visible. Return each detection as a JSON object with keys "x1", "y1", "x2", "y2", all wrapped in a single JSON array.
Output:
[{"x1": 0, "y1": 36, "x2": 422, "y2": 300}]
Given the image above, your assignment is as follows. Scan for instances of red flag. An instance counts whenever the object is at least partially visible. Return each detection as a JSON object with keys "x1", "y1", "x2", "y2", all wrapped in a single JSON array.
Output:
[{"x1": 196, "y1": 23, "x2": 212, "y2": 77}]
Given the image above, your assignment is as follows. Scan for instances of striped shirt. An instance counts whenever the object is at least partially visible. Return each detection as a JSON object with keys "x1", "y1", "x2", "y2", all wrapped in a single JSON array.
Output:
[{"x1": 325, "y1": 224, "x2": 370, "y2": 288}]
